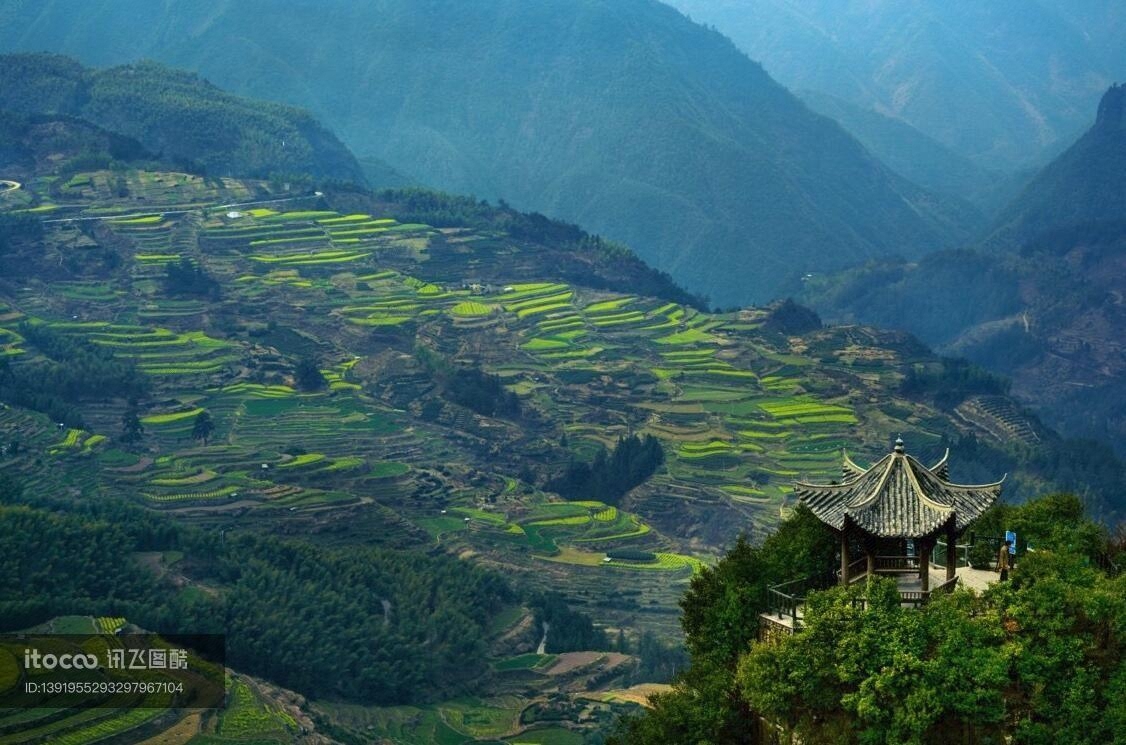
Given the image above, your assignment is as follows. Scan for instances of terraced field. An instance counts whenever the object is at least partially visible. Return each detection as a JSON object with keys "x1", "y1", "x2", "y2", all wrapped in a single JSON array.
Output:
[
  {"x1": 0, "y1": 168, "x2": 988, "y2": 743},
  {"x1": 0, "y1": 181, "x2": 920, "y2": 555}
]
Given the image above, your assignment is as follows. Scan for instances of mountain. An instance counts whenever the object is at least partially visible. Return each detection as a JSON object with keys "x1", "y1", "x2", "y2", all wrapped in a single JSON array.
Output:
[
  {"x1": 0, "y1": 0, "x2": 976, "y2": 305},
  {"x1": 988, "y1": 84, "x2": 1126, "y2": 249},
  {"x1": 796, "y1": 90, "x2": 1003, "y2": 210},
  {"x1": 1039, "y1": 0, "x2": 1126, "y2": 71},
  {"x1": 0, "y1": 53, "x2": 365, "y2": 183},
  {"x1": 668, "y1": 0, "x2": 1120, "y2": 175},
  {"x1": 801, "y1": 86, "x2": 1126, "y2": 456}
]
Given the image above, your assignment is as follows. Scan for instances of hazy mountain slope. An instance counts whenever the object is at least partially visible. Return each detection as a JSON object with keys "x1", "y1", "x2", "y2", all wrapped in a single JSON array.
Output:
[
  {"x1": 801, "y1": 86, "x2": 1126, "y2": 454},
  {"x1": 988, "y1": 85, "x2": 1126, "y2": 249},
  {"x1": 0, "y1": 110, "x2": 154, "y2": 175},
  {"x1": 0, "y1": 0, "x2": 975, "y2": 305},
  {"x1": 669, "y1": 0, "x2": 1118, "y2": 173},
  {"x1": 797, "y1": 90, "x2": 999, "y2": 210},
  {"x1": 0, "y1": 53, "x2": 365, "y2": 183},
  {"x1": 1040, "y1": 0, "x2": 1126, "y2": 71}
]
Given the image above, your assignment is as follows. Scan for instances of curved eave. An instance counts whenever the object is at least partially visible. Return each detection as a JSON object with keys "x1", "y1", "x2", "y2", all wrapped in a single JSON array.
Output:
[
  {"x1": 794, "y1": 466, "x2": 1005, "y2": 537},
  {"x1": 841, "y1": 450, "x2": 867, "y2": 478},
  {"x1": 794, "y1": 469, "x2": 1006, "y2": 494},
  {"x1": 942, "y1": 473, "x2": 1008, "y2": 491},
  {"x1": 795, "y1": 487, "x2": 849, "y2": 531},
  {"x1": 931, "y1": 448, "x2": 950, "y2": 479},
  {"x1": 947, "y1": 475, "x2": 1006, "y2": 530}
]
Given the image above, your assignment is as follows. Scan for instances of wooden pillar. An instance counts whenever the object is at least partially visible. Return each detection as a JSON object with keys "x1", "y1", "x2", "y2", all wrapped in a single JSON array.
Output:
[
  {"x1": 946, "y1": 524, "x2": 957, "y2": 582},
  {"x1": 840, "y1": 527, "x2": 850, "y2": 585},
  {"x1": 919, "y1": 538, "x2": 931, "y2": 594},
  {"x1": 861, "y1": 534, "x2": 876, "y2": 579}
]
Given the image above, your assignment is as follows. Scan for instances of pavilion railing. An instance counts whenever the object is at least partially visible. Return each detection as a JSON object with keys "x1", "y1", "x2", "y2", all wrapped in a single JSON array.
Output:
[
  {"x1": 766, "y1": 577, "x2": 809, "y2": 628},
  {"x1": 837, "y1": 558, "x2": 868, "y2": 583},
  {"x1": 767, "y1": 572, "x2": 963, "y2": 629},
  {"x1": 929, "y1": 576, "x2": 960, "y2": 596},
  {"x1": 897, "y1": 576, "x2": 961, "y2": 607},
  {"x1": 766, "y1": 573, "x2": 835, "y2": 630},
  {"x1": 874, "y1": 555, "x2": 920, "y2": 573}
]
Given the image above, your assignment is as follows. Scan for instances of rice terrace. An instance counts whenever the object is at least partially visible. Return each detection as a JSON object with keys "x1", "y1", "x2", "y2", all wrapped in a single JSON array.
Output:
[{"x1": 0, "y1": 166, "x2": 1064, "y2": 743}]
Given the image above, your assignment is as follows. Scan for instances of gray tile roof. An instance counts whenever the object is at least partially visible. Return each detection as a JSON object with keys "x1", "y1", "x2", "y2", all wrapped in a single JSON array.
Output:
[{"x1": 794, "y1": 444, "x2": 1003, "y2": 538}]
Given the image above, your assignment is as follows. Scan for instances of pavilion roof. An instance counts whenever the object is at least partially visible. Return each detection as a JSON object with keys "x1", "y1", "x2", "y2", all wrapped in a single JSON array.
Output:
[{"x1": 794, "y1": 439, "x2": 1003, "y2": 538}]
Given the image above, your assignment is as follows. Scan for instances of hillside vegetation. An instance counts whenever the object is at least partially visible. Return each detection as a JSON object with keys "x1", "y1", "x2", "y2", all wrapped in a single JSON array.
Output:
[
  {"x1": 1, "y1": 61, "x2": 1124, "y2": 742},
  {"x1": 611, "y1": 495, "x2": 1125, "y2": 744}
]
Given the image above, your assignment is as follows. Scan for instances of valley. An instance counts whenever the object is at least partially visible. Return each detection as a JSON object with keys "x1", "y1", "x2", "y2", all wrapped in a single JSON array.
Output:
[{"x1": 0, "y1": 10, "x2": 1122, "y2": 740}]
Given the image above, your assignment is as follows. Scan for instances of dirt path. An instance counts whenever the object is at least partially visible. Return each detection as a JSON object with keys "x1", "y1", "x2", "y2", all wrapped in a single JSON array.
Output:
[
  {"x1": 536, "y1": 621, "x2": 549, "y2": 654},
  {"x1": 543, "y1": 651, "x2": 630, "y2": 676}
]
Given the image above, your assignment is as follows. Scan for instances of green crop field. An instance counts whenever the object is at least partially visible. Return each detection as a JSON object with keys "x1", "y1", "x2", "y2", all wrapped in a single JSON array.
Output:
[{"x1": 218, "y1": 679, "x2": 296, "y2": 739}]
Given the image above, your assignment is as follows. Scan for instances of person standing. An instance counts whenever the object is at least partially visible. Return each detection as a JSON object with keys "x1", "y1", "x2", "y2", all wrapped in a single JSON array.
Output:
[{"x1": 997, "y1": 539, "x2": 1012, "y2": 581}]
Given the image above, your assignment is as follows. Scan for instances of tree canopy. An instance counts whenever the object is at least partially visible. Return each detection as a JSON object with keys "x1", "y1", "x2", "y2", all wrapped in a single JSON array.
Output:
[
  {"x1": 0, "y1": 476, "x2": 519, "y2": 706},
  {"x1": 611, "y1": 495, "x2": 1123, "y2": 744}
]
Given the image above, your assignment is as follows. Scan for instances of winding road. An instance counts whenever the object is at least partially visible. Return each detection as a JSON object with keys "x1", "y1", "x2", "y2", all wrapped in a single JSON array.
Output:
[{"x1": 0, "y1": 180, "x2": 20, "y2": 194}]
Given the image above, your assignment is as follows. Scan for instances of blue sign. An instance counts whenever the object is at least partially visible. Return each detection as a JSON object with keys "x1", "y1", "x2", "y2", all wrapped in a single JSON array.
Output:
[{"x1": 1005, "y1": 530, "x2": 1017, "y2": 554}]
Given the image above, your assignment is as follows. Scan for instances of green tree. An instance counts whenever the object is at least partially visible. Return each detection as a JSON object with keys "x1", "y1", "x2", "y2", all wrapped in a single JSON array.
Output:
[
  {"x1": 120, "y1": 404, "x2": 144, "y2": 444},
  {"x1": 738, "y1": 579, "x2": 1008, "y2": 744},
  {"x1": 611, "y1": 507, "x2": 834, "y2": 744},
  {"x1": 191, "y1": 409, "x2": 215, "y2": 445},
  {"x1": 295, "y1": 356, "x2": 326, "y2": 391},
  {"x1": 165, "y1": 257, "x2": 219, "y2": 298}
]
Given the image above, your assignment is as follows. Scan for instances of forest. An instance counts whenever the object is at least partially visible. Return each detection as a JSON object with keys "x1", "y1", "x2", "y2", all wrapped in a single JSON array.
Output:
[
  {"x1": 548, "y1": 434, "x2": 666, "y2": 506},
  {"x1": 0, "y1": 322, "x2": 148, "y2": 428},
  {"x1": 0, "y1": 476, "x2": 542, "y2": 706}
]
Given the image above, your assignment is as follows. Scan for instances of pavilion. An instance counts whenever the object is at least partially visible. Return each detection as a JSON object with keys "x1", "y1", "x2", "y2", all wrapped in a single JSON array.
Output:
[
  {"x1": 795, "y1": 437, "x2": 1003, "y2": 592},
  {"x1": 764, "y1": 439, "x2": 1004, "y2": 632}
]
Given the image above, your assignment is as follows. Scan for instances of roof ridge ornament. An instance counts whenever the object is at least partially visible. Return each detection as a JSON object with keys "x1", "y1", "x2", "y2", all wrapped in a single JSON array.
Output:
[{"x1": 894, "y1": 435, "x2": 905, "y2": 454}]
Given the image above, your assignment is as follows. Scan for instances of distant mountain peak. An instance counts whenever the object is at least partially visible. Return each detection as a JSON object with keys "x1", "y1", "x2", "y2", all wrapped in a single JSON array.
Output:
[{"x1": 1096, "y1": 83, "x2": 1125, "y2": 131}]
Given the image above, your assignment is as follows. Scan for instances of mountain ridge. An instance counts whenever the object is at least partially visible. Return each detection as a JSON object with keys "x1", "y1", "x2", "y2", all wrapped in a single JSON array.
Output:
[
  {"x1": 988, "y1": 84, "x2": 1126, "y2": 250},
  {"x1": 0, "y1": 52, "x2": 365, "y2": 183}
]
